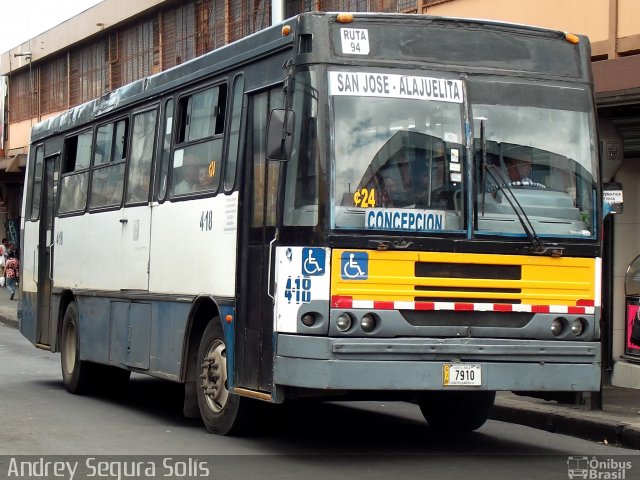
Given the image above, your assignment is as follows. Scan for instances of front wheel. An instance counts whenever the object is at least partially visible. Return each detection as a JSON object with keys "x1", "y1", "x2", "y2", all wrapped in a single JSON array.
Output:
[
  {"x1": 196, "y1": 318, "x2": 247, "y2": 435},
  {"x1": 60, "y1": 302, "x2": 96, "y2": 394},
  {"x1": 418, "y1": 391, "x2": 496, "y2": 433}
]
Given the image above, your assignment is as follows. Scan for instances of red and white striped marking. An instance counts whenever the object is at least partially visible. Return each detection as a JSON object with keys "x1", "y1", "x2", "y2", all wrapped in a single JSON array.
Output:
[{"x1": 331, "y1": 296, "x2": 596, "y2": 315}]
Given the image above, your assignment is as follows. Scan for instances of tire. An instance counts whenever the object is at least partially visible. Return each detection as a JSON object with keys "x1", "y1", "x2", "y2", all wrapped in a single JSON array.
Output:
[
  {"x1": 418, "y1": 391, "x2": 496, "y2": 433},
  {"x1": 196, "y1": 318, "x2": 246, "y2": 435},
  {"x1": 60, "y1": 302, "x2": 96, "y2": 394}
]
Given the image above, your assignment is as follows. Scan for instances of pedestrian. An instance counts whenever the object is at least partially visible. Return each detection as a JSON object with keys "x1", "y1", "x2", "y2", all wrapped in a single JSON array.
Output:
[
  {"x1": 5, "y1": 252, "x2": 19, "y2": 300},
  {"x1": 0, "y1": 239, "x2": 6, "y2": 281}
]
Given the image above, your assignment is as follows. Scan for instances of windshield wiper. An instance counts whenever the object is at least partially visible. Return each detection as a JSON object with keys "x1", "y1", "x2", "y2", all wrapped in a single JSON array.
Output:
[{"x1": 479, "y1": 126, "x2": 563, "y2": 257}]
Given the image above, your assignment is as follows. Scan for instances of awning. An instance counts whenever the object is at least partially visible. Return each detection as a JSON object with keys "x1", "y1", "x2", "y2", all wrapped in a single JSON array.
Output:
[{"x1": 0, "y1": 154, "x2": 26, "y2": 172}]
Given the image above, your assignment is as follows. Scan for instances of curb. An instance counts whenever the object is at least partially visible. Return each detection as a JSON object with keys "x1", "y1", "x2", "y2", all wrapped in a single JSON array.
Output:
[
  {"x1": 491, "y1": 400, "x2": 640, "y2": 450},
  {"x1": 0, "y1": 313, "x2": 18, "y2": 329}
]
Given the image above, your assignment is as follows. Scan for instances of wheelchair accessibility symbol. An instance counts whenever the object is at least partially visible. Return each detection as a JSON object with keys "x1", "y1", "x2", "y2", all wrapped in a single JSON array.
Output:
[
  {"x1": 341, "y1": 252, "x2": 368, "y2": 280},
  {"x1": 302, "y1": 248, "x2": 325, "y2": 276}
]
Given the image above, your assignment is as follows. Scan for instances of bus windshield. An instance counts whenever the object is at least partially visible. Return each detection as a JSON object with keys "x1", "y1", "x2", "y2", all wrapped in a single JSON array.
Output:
[
  {"x1": 330, "y1": 71, "x2": 597, "y2": 239},
  {"x1": 331, "y1": 69, "x2": 465, "y2": 232},
  {"x1": 472, "y1": 79, "x2": 596, "y2": 238}
]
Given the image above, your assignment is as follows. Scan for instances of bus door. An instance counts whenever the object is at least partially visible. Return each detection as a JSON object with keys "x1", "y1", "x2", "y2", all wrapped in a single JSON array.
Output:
[
  {"x1": 119, "y1": 108, "x2": 158, "y2": 290},
  {"x1": 236, "y1": 86, "x2": 284, "y2": 392},
  {"x1": 35, "y1": 154, "x2": 59, "y2": 346}
]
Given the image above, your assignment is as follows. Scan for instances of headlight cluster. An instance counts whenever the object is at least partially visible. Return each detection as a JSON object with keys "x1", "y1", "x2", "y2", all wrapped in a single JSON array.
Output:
[
  {"x1": 334, "y1": 312, "x2": 379, "y2": 333},
  {"x1": 550, "y1": 317, "x2": 585, "y2": 337}
]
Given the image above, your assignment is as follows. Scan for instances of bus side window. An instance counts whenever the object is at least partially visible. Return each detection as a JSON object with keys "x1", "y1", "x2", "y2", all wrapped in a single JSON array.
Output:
[
  {"x1": 59, "y1": 130, "x2": 92, "y2": 214},
  {"x1": 157, "y1": 98, "x2": 174, "y2": 201},
  {"x1": 224, "y1": 75, "x2": 244, "y2": 192},
  {"x1": 283, "y1": 70, "x2": 319, "y2": 226},
  {"x1": 90, "y1": 119, "x2": 128, "y2": 209},
  {"x1": 171, "y1": 84, "x2": 227, "y2": 197},
  {"x1": 29, "y1": 146, "x2": 45, "y2": 221},
  {"x1": 126, "y1": 109, "x2": 158, "y2": 204}
]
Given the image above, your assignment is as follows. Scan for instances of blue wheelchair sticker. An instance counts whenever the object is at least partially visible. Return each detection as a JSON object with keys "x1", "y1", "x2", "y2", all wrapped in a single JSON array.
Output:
[
  {"x1": 302, "y1": 248, "x2": 325, "y2": 276},
  {"x1": 341, "y1": 252, "x2": 368, "y2": 280}
]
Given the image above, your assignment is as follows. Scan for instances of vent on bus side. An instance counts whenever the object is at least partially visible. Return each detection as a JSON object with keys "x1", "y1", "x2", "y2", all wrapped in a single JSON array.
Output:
[{"x1": 298, "y1": 34, "x2": 313, "y2": 54}]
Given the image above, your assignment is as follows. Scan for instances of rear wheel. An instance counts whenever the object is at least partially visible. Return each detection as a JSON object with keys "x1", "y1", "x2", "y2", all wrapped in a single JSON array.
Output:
[
  {"x1": 196, "y1": 318, "x2": 247, "y2": 435},
  {"x1": 418, "y1": 391, "x2": 496, "y2": 433},
  {"x1": 60, "y1": 302, "x2": 95, "y2": 394}
]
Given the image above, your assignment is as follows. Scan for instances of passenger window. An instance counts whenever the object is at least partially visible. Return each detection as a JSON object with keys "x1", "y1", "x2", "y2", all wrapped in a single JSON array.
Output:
[
  {"x1": 94, "y1": 124, "x2": 114, "y2": 166},
  {"x1": 172, "y1": 84, "x2": 227, "y2": 197},
  {"x1": 225, "y1": 75, "x2": 244, "y2": 191},
  {"x1": 157, "y1": 98, "x2": 174, "y2": 201},
  {"x1": 126, "y1": 110, "x2": 158, "y2": 204},
  {"x1": 171, "y1": 142, "x2": 222, "y2": 195},
  {"x1": 178, "y1": 85, "x2": 226, "y2": 142},
  {"x1": 62, "y1": 131, "x2": 92, "y2": 173},
  {"x1": 90, "y1": 119, "x2": 128, "y2": 209},
  {"x1": 59, "y1": 130, "x2": 92, "y2": 214},
  {"x1": 29, "y1": 146, "x2": 44, "y2": 220}
]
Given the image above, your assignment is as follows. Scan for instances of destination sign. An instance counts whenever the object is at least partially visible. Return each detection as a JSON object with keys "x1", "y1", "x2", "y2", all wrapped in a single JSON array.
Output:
[
  {"x1": 365, "y1": 208, "x2": 445, "y2": 232},
  {"x1": 329, "y1": 71, "x2": 463, "y2": 103}
]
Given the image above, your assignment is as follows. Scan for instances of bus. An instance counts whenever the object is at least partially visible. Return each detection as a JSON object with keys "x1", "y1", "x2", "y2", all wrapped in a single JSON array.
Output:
[{"x1": 20, "y1": 12, "x2": 602, "y2": 435}]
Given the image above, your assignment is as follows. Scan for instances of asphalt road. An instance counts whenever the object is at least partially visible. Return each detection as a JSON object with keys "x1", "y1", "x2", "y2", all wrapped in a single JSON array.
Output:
[{"x1": 1, "y1": 322, "x2": 639, "y2": 480}]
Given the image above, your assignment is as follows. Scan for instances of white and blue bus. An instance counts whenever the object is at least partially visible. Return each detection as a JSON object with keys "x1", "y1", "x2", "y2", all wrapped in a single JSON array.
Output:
[{"x1": 20, "y1": 12, "x2": 602, "y2": 434}]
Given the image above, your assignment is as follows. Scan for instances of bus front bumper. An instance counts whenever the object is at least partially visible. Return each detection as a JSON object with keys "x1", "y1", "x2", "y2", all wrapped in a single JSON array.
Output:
[{"x1": 273, "y1": 334, "x2": 601, "y2": 391}]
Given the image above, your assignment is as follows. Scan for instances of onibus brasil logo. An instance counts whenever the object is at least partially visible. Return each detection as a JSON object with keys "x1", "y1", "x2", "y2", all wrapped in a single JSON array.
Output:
[{"x1": 567, "y1": 456, "x2": 633, "y2": 479}]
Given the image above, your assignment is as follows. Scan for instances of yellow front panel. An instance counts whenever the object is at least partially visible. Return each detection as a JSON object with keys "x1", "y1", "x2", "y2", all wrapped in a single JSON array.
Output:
[{"x1": 331, "y1": 250, "x2": 595, "y2": 306}]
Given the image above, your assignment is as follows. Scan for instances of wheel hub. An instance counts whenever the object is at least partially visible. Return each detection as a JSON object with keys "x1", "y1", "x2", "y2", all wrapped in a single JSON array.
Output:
[{"x1": 200, "y1": 340, "x2": 228, "y2": 413}]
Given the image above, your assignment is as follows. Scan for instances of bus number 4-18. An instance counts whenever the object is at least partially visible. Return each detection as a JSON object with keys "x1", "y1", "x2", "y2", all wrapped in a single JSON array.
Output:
[{"x1": 200, "y1": 210, "x2": 213, "y2": 231}]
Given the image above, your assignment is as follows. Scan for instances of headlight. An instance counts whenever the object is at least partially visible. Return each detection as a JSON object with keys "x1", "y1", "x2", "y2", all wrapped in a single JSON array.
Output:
[
  {"x1": 571, "y1": 318, "x2": 585, "y2": 336},
  {"x1": 336, "y1": 313, "x2": 353, "y2": 332},
  {"x1": 301, "y1": 313, "x2": 316, "y2": 327},
  {"x1": 551, "y1": 318, "x2": 565, "y2": 336},
  {"x1": 360, "y1": 313, "x2": 377, "y2": 333}
]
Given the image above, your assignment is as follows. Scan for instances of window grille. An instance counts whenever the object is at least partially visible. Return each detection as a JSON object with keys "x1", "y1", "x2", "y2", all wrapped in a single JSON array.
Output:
[
  {"x1": 114, "y1": 19, "x2": 157, "y2": 89},
  {"x1": 69, "y1": 41, "x2": 108, "y2": 107},
  {"x1": 40, "y1": 55, "x2": 68, "y2": 115},
  {"x1": 10, "y1": 69, "x2": 38, "y2": 121}
]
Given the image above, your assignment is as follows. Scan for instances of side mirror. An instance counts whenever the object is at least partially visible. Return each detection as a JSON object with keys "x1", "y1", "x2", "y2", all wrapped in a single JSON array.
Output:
[
  {"x1": 603, "y1": 182, "x2": 623, "y2": 217},
  {"x1": 266, "y1": 109, "x2": 294, "y2": 161}
]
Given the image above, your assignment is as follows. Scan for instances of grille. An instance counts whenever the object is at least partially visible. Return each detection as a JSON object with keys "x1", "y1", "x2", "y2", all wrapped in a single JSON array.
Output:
[{"x1": 415, "y1": 262, "x2": 522, "y2": 280}]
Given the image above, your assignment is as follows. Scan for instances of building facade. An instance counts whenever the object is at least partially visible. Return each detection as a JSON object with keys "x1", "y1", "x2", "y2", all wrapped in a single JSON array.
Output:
[{"x1": 3, "y1": 0, "x2": 640, "y2": 388}]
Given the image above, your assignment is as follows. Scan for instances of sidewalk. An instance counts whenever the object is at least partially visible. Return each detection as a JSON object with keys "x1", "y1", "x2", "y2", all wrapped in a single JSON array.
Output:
[
  {"x1": 491, "y1": 389, "x2": 640, "y2": 450},
  {"x1": 1, "y1": 289, "x2": 639, "y2": 450},
  {"x1": 0, "y1": 284, "x2": 19, "y2": 330}
]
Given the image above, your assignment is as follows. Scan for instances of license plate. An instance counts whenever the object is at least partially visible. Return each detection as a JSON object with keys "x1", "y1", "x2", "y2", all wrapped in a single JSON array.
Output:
[{"x1": 443, "y1": 364, "x2": 482, "y2": 386}]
